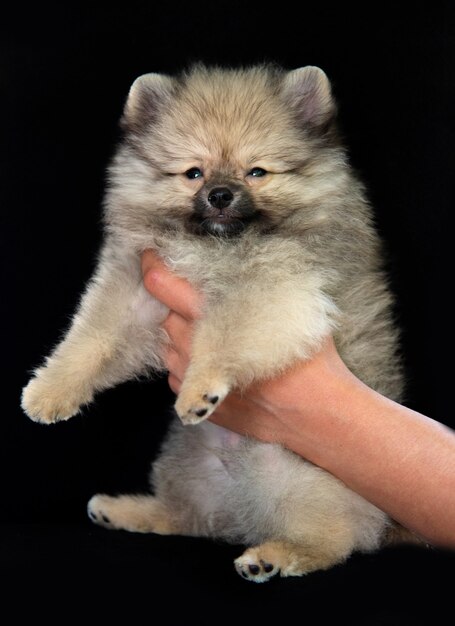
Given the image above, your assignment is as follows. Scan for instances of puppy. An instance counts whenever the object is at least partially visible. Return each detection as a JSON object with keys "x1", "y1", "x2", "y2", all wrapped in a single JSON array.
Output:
[{"x1": 22, "y1": 64, "x2": 414, "y2": 582}]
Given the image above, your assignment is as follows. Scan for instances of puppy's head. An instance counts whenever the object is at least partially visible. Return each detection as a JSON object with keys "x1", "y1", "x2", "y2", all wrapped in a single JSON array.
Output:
[{"x1": 109, "y1": 64, "x2": 342, "y2": 239}]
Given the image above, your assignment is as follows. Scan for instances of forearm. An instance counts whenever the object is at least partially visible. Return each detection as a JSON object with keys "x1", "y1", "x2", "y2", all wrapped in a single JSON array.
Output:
[{"x1": 278, "y1": 372, "x2": 455, "y2": 548}]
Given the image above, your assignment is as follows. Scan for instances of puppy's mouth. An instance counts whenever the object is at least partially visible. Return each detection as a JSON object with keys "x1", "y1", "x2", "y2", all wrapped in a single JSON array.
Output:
[
  {"x1": 188, "y1": 191, "x2": 259, "y2": 238},
  {"x1": 199, "y1": 209, "x2": 247, "y2": 236}
]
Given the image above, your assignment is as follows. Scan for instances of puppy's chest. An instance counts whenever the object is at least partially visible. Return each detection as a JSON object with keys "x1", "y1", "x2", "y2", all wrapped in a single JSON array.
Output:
[
  {"x1": 155, "y1": 234, "x2": 302, "y2": 289},
  {"x1": 160, "y1": 242, "x2": 247, "y2": 288}
]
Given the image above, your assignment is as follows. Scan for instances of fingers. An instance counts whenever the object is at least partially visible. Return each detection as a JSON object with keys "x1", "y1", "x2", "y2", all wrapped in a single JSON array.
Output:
[
  {"x1": 167, "y1": 373, "x2": 181, "y2": 395},
  {"x1": 141, "y1": 250, "x2": 197, "y2": 390},
  {"x1": 162, "y1": 311, "x2": 193, "y2": 386},
  {"x1": 164, "y1": 347, "x2": 187, "y2": 384},
  {"x1": 162, "y1": 309, "x2": 192, "y2": 358},
  {"x1": 141, "y1": 249, "x2": 166, "y2": 276},
  {"x1": 162, "y1": 310, "x2": 191, "y2": 344},
  {"x1": 141, "y1": 249, "x2": 203, "y2": 321}
]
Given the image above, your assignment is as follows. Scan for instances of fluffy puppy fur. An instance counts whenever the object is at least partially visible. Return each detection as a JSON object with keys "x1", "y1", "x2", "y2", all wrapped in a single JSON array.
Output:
[{"x1": 22, "y1": 64, "x2": 415, "y2": 582}]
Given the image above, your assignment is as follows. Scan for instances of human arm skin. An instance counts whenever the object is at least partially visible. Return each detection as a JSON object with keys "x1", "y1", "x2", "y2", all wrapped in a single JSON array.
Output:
[{"x1": 141, "y1": 250, "x2": 455, "y2": 549}]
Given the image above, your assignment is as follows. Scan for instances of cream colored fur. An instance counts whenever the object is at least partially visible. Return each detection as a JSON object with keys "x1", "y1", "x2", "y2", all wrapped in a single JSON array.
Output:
[{"x1": 22, "y1": 64, "x2": 415, "y2": 582}]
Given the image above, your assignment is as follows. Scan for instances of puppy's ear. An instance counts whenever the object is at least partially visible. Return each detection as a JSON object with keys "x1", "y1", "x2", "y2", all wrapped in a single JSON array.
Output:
[
  {"x1": 282, "y1": 66, "x2": 335, "y2": 129},
  {"x1": 122, "y1": 73, "x2": 174, "y2": 131}
]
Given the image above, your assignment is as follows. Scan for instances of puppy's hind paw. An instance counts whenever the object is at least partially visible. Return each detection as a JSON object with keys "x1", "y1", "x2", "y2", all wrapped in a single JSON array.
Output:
[
  {"x1": 87, "y1": 495, "x2": 116, "y2": 529},
  {"x1": 234, "y1": 553, "x2": 279, "y2": 583},
  {"x1": 175, "y1": 382, "x2": 230, "y2": 425}
]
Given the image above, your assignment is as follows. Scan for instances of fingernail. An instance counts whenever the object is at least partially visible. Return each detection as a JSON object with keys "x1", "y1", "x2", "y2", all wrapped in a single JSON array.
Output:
[{"x1": 144, "y1": 269, "x2": 163, "y2": 293}]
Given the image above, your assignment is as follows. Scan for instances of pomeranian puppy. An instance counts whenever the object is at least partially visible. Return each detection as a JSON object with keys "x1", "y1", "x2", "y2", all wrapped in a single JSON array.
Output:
[{"x1": 22, "y1": 64, "x2": 414, "y2": 582}]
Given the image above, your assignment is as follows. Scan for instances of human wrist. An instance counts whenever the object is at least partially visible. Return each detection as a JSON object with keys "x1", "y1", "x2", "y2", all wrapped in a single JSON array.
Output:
[{"x1": 275, "y1": 358, "x2": 368, "y2": 465}]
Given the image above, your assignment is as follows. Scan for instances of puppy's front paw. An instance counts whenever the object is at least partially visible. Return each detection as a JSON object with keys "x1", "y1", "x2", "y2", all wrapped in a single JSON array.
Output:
[
  {"x1": 21, "y1": 370, "x2": 92, "y2": 424},
  {"x1": 175, "y1": 380, "x2": 230, "y2": 425}
]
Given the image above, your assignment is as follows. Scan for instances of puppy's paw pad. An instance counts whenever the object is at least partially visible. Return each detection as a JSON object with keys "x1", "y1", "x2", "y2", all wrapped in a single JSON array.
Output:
[
  {"x1": 203, "y1": 393, "x2": 220, "y2": 405},
  {"x1": 234, "y1": 553, "x2": 279, "y2": 583},
  {"x1": 175, "y1": 383, "x2": 229, "y2": 425}
]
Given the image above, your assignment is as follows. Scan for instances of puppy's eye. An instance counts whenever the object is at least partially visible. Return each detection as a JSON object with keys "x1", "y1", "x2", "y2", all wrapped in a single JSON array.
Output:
[
  {"x1": 185, "y1": 167, "x2": 203, "y2": 179},
  {"x1": 248, "y1": 167, "x2": 267, "y2": 178}
]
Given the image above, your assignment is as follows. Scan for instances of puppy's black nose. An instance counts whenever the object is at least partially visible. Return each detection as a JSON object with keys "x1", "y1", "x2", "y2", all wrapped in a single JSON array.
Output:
[{"x1": 208, "y1": 187, "x2": 234, "y2": 209}]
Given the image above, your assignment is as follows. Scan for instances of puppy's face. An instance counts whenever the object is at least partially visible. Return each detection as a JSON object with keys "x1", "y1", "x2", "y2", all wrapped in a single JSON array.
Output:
[{"x1": 112, "y1": 65, "x2": 341, "y2": 238}]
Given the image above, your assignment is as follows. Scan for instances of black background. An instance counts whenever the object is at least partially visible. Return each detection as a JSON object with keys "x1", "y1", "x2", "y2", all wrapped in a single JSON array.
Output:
[{"x1": 1, "y1": 2, "x2": 454, "y2": 623}]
